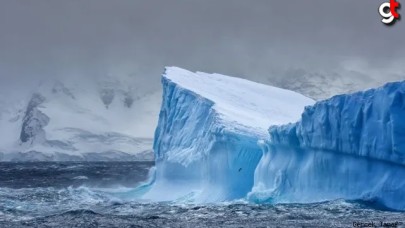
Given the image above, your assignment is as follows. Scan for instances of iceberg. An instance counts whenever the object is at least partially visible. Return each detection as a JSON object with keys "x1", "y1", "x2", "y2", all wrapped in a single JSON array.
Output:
[
  {"x1": 143, "y1": 67, "x2": 314, "y2": 202},
  {"x1": 249, "y1": 81, "x2": 405, "y2": 210},
  {"x1": 145, "y1": 67, "x2": 405, "y2": 211}
]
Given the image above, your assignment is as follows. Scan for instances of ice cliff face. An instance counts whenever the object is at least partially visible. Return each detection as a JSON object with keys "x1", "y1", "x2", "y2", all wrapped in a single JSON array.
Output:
[
  {"x1": 144, "y1": 67, "x2": 314, "y2": 202},
  {"x1": 249, "y1": 81, "x2": 405, "y2": 210},
  {"x1": 269, "y1": 81, "x2": 405, "y2": 164}
]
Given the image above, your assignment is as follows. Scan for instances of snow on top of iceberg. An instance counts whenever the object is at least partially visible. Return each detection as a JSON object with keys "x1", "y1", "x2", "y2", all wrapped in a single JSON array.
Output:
[{"x1": 163, "y1": 67, "x2": 315, "y2": 137}]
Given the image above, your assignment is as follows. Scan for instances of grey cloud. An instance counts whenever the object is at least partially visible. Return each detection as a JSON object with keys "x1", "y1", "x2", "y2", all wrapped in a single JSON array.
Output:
[{"x1": 0, "y1": 0, "x2": 404, "y2": 90}]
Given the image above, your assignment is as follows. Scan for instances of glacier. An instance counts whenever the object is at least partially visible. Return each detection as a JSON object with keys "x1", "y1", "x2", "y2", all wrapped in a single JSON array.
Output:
[
  {"x1": 143, "y1": 67, "x2": 314, "y2": 202},
  {"x1": 144, "y1": 67, "x2": 405, "y2": 211}
]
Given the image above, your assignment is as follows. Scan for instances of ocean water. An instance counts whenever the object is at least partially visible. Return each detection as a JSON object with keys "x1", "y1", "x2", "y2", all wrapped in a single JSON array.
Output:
[{"x1": 0, "y1": 162, "x2": 404, "y2": 228}]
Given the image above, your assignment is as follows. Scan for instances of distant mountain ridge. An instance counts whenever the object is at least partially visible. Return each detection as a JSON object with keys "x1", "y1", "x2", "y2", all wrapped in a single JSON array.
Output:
[{"x1": 266, "y1": 68, "x2": 403, "y2": 100}]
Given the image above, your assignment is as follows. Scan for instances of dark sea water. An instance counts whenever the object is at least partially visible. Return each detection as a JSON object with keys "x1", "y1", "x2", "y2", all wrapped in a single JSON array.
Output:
[{"x1": 0, "y1": 162, "x2": 404, "y2": 228}]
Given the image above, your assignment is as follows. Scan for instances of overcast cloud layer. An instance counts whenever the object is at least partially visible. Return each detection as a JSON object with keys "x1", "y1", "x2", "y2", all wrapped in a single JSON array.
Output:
[{"x1": 0, "y1": 0, "x2": 404, "y2": 91}]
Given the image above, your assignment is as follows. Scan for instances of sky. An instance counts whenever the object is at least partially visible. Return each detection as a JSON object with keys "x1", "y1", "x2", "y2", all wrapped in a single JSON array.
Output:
[{"x1": 0, "y1": 0, "x2": 404, "y2": 91}]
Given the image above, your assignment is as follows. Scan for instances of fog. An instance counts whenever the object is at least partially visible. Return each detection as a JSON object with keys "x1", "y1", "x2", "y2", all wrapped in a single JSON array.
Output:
[{"x1": 0, "y1": 0, "x2": 404, "y2": 91}]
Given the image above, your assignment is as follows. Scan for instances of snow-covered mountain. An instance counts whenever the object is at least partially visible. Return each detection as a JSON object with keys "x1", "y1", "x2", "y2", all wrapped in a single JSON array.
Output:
[
  {"x1": 256, "y1": 68, "x2": 404, "y2": 101},
  {"x1": 271, "y1": 70, "x2": 372, "y2": 100},
  {"x1": 0, "y1": 76, "x2": 160, "y2": 161}
]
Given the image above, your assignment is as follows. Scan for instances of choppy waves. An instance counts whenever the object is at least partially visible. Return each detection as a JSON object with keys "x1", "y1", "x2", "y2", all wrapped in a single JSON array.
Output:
[
  {"x1": 0, "y1": 162, "x2": 404, "y2": 228},
  {"x1": 1, "y1": 187, "x2": 404, "y2": 228}
]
